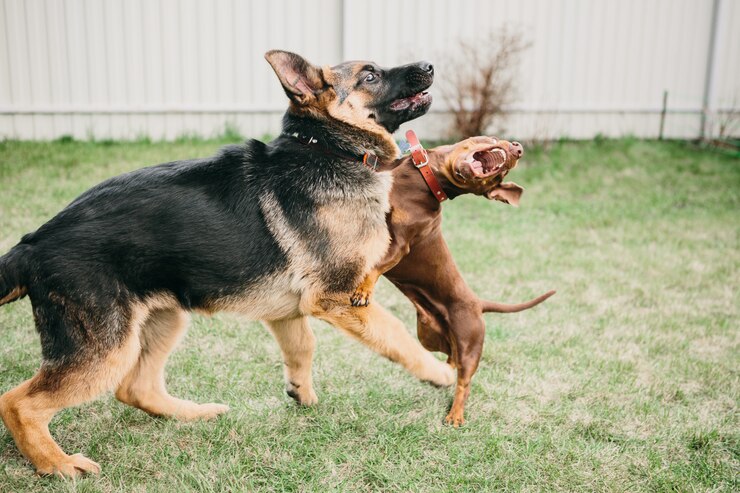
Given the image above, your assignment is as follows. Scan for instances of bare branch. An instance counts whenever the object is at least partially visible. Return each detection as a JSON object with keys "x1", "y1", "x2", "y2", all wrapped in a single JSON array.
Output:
[{"x1": 439, "y1": 30, "x2": 530, "y2": 138}]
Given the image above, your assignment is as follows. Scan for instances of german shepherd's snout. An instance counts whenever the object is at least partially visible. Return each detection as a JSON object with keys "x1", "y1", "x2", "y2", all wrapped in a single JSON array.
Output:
[{"x1": 371, "y1": 61, "x2": 434, "y2": 131}]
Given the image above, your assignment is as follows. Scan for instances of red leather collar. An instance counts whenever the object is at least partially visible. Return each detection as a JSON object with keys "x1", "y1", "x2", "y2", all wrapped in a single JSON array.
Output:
[{"x1": 405, "y1": 130, "x2": 448, "y2": 202}]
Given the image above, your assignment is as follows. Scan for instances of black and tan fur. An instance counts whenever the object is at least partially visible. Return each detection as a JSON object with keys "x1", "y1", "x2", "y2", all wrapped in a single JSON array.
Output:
[{"x1": 0, "y1": 50, "x2": 452, "y2": 478}]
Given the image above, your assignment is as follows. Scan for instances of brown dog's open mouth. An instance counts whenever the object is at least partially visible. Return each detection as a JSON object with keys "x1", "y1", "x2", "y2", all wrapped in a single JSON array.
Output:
[
  {"x1": 463, "y1": 148, "x2": 508, "y2": 178},
  {"x1": 390, "y1": 91, "x2": 432, "y2": 111}
]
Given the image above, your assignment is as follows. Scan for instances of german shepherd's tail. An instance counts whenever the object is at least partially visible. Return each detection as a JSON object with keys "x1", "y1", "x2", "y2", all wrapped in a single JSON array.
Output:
[
  {"x1": 0, "y1": 246, "x2": 30, "y2": 306},
  {"x1": 480, "y1": 290, "x2": 555, "y2": 314}
]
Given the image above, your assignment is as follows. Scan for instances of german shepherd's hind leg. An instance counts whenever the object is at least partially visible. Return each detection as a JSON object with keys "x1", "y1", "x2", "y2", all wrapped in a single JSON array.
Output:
[
  {"x1": 264, "y1": 317, "x2": 318, "y2": 405},
  {"x1": 0, "y1": 329, "x2": 141, "y2": 478},
  {"x1": 115, "y1": 308, "x2": 229, "y2": 420},
  {"x1": 315, "y1": 300, "x2": 455, "y2": 387}
]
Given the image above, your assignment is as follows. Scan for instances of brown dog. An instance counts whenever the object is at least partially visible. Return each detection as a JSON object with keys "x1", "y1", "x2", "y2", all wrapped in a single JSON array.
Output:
[{"x1": 351, "y1": 136, "x2": 555, "y2": 426}]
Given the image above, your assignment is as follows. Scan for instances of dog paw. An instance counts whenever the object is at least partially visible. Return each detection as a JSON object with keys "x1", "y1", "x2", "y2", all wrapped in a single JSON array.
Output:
[
  {"x1": 37, "y1": 453, "x2": 101, "y2": 479},
  {"x1": 444, "y1": 411, "x2": 466, "y2": 428},
  {"x1": 421, "y1": 359, "x2": 456, "y2": 388},
  {"x1": 349, "y1": 289, "x2": 371, "y2": 307},
  {"x1": 286, "y1": 384, "x2": 318, "y2": 406},
  {"x1": 193, "y1": 403, "x2": 230, "y2": 420},
  {"x1": 174, "y1": 402, "x2": 230, "y2": 421}
]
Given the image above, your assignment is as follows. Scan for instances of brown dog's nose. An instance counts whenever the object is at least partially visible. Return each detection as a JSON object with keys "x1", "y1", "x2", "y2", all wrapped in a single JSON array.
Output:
[{"x1": 510, "y1": 141, "x2": 524, "y2": 158}]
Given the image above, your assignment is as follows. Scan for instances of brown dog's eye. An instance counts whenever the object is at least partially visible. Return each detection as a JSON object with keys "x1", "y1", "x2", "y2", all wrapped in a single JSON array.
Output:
[{"x1": 364, "y1": 73, "x2": 377, "y2": 82}]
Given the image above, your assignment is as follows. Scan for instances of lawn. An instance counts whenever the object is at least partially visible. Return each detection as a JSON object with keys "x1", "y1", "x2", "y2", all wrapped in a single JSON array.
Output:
[{"x1": 0, "y1": 137, "x2": 737, "y2": 492}]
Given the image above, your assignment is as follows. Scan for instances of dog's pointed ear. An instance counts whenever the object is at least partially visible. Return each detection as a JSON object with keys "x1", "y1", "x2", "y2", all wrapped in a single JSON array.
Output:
[
  {"x1": 486, "y1": 181, "x2": 524, "y2": 206},
  {"x1": 265, "y1": 50, "x2": 325, "y2": 105}
]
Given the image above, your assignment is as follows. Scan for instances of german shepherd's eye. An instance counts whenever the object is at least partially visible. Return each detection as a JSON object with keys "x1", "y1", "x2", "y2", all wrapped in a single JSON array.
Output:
[{"x1": 364, "y1": 73, "x2": 378, "y2": 83}]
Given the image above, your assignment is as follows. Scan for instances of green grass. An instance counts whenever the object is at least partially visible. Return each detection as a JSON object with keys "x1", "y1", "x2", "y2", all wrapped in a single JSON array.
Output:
[{"x1": 0, "y1": 137, "x2": 738, "y2": 492}]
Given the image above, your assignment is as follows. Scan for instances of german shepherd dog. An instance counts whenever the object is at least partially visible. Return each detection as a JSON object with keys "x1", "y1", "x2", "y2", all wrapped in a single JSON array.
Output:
[{"x1": 0, "y1": 51, "x2": 453, "y2": 477}]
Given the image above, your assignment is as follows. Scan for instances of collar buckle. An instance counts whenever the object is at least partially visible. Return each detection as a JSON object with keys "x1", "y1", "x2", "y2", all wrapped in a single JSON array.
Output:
[
  {"x1": 411, "y1": 147, "x2": 429, "y2": 168},
  {"x1": 405, "y1": 129, "x2": 448, "y2": 203},
  {"x1": 406, "y1": 130, "x2": 429, "y2": 168},
  {"x1": 363, "y1": 153, "x2": 380, "y2": 171}
]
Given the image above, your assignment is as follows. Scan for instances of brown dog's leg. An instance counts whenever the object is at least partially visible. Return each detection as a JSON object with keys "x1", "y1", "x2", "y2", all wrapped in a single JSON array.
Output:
[
  {"x1": 446, "y1": 372, "x2": 476, "y2": 427},
  {"x1": 315, "y1": 299, "x2": 455, "y2": 387},
  {"x1": 349, "y1": 269, "x2": 381, "y2": 307},
  {"x1": 444, "y1": 310, "x2": 485, "y2": 427},
  {"x1": 350, "y1": 235, "x2": 410, "y2": 307},
  {"x1": 0, "y1": 328, "x2": 141, "y2": 478},
  {"x1": 264, "y1": 316, "x2": 318, "y2": 405},
  {"x1": 116, "y1": 308, "x2": 229, "y2": 420},
  {"x1": 445, "y1": 359, "x2": 481, "y2": 427}
]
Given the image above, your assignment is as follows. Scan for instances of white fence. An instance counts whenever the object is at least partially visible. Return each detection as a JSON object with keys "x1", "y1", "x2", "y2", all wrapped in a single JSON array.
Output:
[{"x1": 1, "y1": 0, "x2": 738, "y2": 141}]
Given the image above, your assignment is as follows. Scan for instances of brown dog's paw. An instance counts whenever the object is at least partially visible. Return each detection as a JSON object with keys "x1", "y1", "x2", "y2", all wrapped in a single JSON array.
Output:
[
  {"x1": 349, "y1": 288, "x2": 371, "y2": 307},
  {"x1": 350, "y1": 271, "x2": 379, "y2": 307},
  {"x1": 444, "y1": 411, "x2": 465, "y2": 428}
]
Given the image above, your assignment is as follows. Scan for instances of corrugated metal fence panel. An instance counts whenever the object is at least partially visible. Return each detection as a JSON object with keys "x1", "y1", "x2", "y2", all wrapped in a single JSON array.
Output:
[
  {"x1": 719, "y1": 0, "x2": 740, "y2": 104},
  {"x1": 345, "y1": 0, "x2": 723, "y2": 139},
  {"x1": 0, "y1": 0, "x2": 342, "y2": 140},
  {"x1": 710, "y1": 0, "x2": 740, "y2": 136},
  {"x1": 0, "y1": 0, "x2": 737, "y2": 140}
]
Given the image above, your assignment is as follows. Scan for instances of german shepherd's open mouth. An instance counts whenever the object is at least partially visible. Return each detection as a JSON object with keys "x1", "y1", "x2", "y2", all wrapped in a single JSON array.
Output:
[{"x1": 389, "y1": 90, "x2": 432, "y2": 112}]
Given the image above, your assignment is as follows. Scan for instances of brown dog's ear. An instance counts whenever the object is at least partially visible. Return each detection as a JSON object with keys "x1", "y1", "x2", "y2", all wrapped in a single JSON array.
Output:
[
  {"x1": 486, "y1": 181, "x2": 524, "y2": 206},
  {"x1": 265, "y1": 50, "x2": 325, "y2": 105}
]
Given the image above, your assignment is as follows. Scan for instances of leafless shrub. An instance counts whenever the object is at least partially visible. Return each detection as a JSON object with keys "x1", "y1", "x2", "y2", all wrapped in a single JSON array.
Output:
[
  {"x1": 705, "y1": 96, "x2": 740, "y2": 151},
  {"x1": 439, "y1": 31, "x2": 529, "y2": 139},
  {"x1": 715, "y1": 109, "x2": 740, "y2": 140}
]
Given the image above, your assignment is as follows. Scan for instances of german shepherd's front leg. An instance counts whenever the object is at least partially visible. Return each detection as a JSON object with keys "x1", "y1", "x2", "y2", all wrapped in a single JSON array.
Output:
[
  {"x1": 314, "y1": 299, "x2": 455, "y2": 387},
  {"x1": 264, "y1": 317, "x2": 318, "y2": 406}
]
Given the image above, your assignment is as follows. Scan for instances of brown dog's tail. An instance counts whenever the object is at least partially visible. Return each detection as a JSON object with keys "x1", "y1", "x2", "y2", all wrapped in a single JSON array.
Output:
[
  {"x1": 0, "y1": 246, "x2": 30, "y2": 306},
  {"x1": 480, "y1": 290, "x2": 555, "y2": 313}
]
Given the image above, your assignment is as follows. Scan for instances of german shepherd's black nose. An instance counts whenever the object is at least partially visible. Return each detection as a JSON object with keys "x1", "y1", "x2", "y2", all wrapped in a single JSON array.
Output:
[
  {"x1": 401, "y1": 61, "x2": 434, "y2": 92},
  {"x1": 419, "y1": 62, "x2": 434, "y2": 75}
]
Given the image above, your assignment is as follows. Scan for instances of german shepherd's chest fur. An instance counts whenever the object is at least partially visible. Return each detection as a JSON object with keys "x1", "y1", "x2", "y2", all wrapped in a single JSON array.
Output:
[{"x1": 236, "y1": 137, "x2": 393, "y2": 317}]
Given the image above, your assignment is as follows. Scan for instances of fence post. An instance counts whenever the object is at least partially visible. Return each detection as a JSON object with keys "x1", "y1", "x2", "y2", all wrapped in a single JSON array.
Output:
[
  {"x1": 700, "y1": 0, "x2": 722, "y2": 141},
  {"x1": 659, "y1": 91, "x2": 668, "y2": 140}
]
